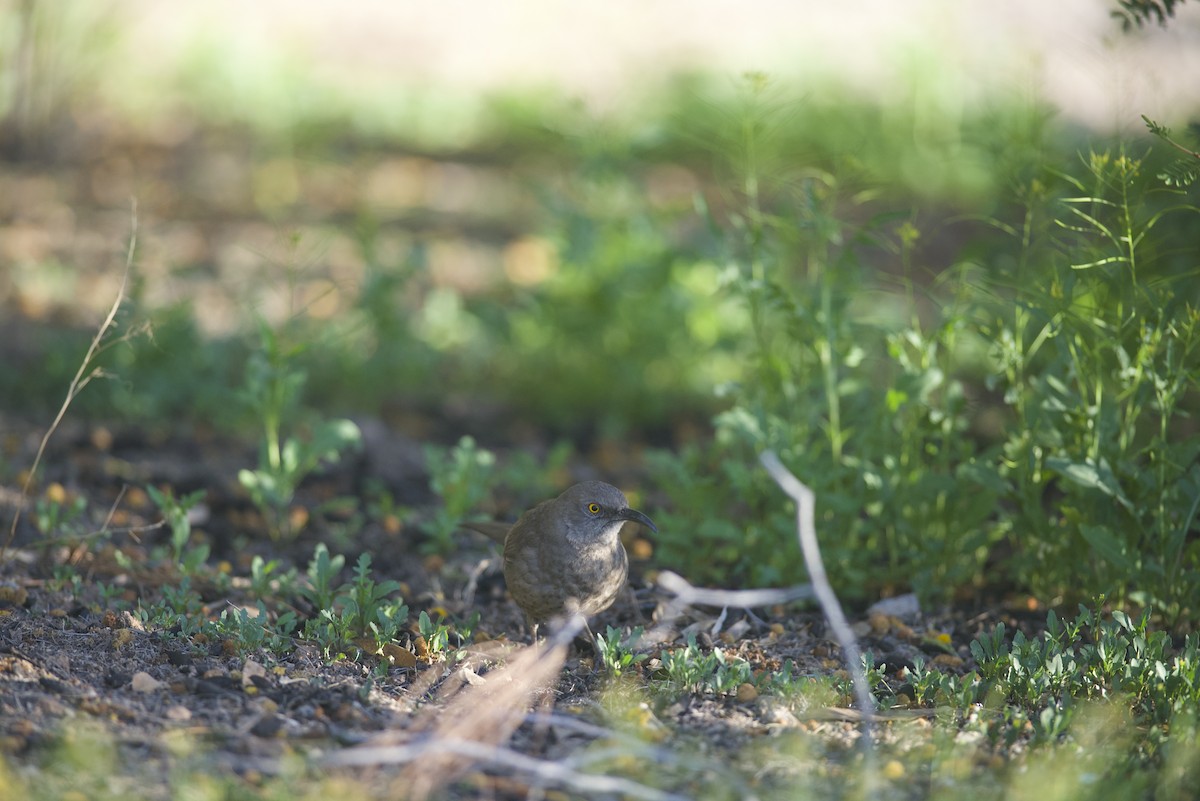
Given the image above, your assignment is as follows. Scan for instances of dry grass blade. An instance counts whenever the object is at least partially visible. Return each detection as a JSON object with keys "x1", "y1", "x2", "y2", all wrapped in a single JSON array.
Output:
[
  {"x1": 330, "y1": 613, "x2": 585, "y2": 800},
  {"x1": 332, "y1": 738, "x2": 689, "y2": 801},
  {"x1": 2, "y1": 200, "x2": 138, "y2": 562}
]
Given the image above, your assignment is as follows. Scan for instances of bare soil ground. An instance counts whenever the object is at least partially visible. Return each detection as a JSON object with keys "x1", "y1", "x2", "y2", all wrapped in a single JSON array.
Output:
[{"x1": 0, "y1": 416, "x2": 1042, "y2": 799}]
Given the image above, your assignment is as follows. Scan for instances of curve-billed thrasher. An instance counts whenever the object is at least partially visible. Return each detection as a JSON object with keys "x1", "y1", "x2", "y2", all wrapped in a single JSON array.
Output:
[{"x1": 465, "y1": 481, "x2": 657, "y2": 637}]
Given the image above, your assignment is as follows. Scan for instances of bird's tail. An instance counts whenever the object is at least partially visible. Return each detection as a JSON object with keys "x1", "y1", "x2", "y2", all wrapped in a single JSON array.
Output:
[{"x1": 459, "y1": 520, "x2": 511, "y2": 544}]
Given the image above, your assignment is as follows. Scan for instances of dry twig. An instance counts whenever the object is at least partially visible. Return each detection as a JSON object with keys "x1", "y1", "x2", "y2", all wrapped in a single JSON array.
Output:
[{"x1": 758, "y1": 450, "x2": 876, "y2": 753}]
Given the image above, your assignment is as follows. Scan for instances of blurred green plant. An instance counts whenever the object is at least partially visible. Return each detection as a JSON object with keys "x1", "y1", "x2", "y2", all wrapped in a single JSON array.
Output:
[
  {"x1": 214, "y1": 602, "x2": 298, "y2": 656},
  {"x1": 990, "y1": 148, "x2": 1200, "y2": 622},
  {"x1": 595, "y1": 625, "x2": 650, "y2": 675},
  {"x1": 299, "y1": 542, "x2": 346, "y2": 611},
  {"x1": 0, "y1": 1, "x2": 121, "y2": 153},
  {"x1": 1112, "y1": 0, "x2": 1188, "y2": 30},
  {"x1": 135, "y1": 577, "x2": 208, "y2": 637},
  {"x1": 33, "y1": 493, "x2": 89, "y2": 539},
  {"x1": 340, "y1": 553, "x2": 408, "y2": 645},
  {"x1": 649, "y1": 77, "x2": 1001, "y2": 599},
  {"x1": 423, "y1": 435, "x2": 495, "y2": 554},
  {"x1": 248, "y1": 554, "x2": 301, "y2": 601},
  {"x1": 657, "y1": 633, "x2": 755, "y2": 698},
  {"x1": 1142, "y1": 114, "x2": 1200, "y2": 188},
  {"x1": 302, "y1": 551, "x2": 408, "y2": 657},
  {"x1": 909, "y1": 605, "x2": 1200, "y2": 752},
  {"x1": 145, "y1": 485, "x2": 207, "y2": 570},
  {"x1": 237, "y1": 321, "x2": 362, "y2": 539},
  {"x1": 649, "y1": 78, "x2": 1200, "y2": 618},
  {"x1": 417, "y1": 609, "x2": 456, "y2": 662}
]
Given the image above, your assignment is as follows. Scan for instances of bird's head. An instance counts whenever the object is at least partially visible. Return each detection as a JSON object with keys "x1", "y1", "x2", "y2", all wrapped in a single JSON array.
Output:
[{"x1": 556, "y1": 480, "x2": 657, "y2": 542}]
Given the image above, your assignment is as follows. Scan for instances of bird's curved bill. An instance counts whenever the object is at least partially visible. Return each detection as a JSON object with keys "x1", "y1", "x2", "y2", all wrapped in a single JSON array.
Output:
[{"x1": 617, "y1": 508, "x2": 658, "y2": 533}]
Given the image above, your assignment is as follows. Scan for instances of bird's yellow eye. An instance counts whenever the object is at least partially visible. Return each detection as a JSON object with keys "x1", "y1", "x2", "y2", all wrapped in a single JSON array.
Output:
[{"x1": 587, "y1": 503, "x2": 601, "y2": 514}]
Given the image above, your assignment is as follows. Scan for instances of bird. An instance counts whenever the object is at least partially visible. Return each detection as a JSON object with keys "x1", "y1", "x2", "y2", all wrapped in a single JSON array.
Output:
[{"x1": 463, "y1": 481, "x2": 657, "y2": 640}]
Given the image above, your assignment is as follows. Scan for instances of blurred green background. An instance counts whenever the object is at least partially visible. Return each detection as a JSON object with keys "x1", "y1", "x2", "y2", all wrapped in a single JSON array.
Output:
[{"x1": 2, "y1": 0, "x2": 1199, "y2": 612}]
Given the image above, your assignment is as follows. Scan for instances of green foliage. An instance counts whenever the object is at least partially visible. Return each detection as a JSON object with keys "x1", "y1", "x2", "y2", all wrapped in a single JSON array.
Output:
[
  {"x1": 417, "y1": 609, "x2": 454, "y2": 661},
  {"x1": 248, "y1": 554, "x2": 301, "y2": 601},
  {"x1": 299, "y1": 549, "x2": 408, "y2": 657},
  {"x1": 213, "y1": 602, "x2": 298, "y2": 656},
  {"x1": 424, "y1": 435, "x2": 496, "y2": 553},
  {"x1": 339, "y1": 553, "x2": 407, "y2": 643},
  {"x1": 648, "y1": 438, "x2": 796, "y2": 587},
  {"x1": 476, "y1": 179, "x2": 721, "y2": 431},
  {"x1": 1142, "y1": 114, "x2": 1200, "y2": 188},
  {"x1": 145, "y1": 485, "x2": 207, "y2": 567},
  {"x1": 657, "y1": 633, "x2": 755, "y2": 697},
  {"x1": 135, "y1": 577, "x2": 208, "y2": 637},
  {"x1": 1112, "y1": 0, "x2": 1188, "y2": 30},
  {"x1": 649, "y1": 79, "x2": 1003, "y2": 599},
  {"x1": 300, "y1": 542, "x2": 345, "y2": 611},
  {"x1": 126, "y1": 541, "x2": 411, "y2": 661},
  {"x1": 34, "y1": 494, "x2": 89, "y2": 538},
  {"x1": 649, "y1": 85, "x2": 1200, "y2": 615},
  {"x1": 899, "y1": 605, "x2": 1200, "y2": 763},
  {"x1": 499, "y1": 441, "x2": 575, "y2": 502},
  {"x1": 991, "y1": 148, "x2": 1200, "y2": 620},
  {"x1": 102, "y1": 301, "x2": 247, "y2": 426},
  {"x1": 237, "y1": 322, "x2": 363, "y2": 539},
  {"x1": 595, "y1": 625, "x2": 650, "y2": 674}
]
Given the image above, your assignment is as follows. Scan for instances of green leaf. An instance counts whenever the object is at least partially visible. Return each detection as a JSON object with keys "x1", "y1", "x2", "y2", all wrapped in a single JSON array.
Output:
[
  {"x1": 1045, "y1": 457, "x2": 1134, "y2": 512},
  {"x1": 1079, "y1": 524, "x2": 1134, "y2": 571}
]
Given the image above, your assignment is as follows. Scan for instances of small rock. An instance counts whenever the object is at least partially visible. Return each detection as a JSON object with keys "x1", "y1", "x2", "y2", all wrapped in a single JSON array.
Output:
[
  {"x1": 736, "y1": 683, "x2": 758, "y2": 703},
  {"x1": 105, "y1": 669, "x2": 131, "y2": 688},
  {"x1": 457, "y1": 666, "x2": 486, "y2": 686},
  {"x1": 250, "y1": 713, "x2": 285, "y2": 738},
  {"x1": 759, "y1": 700, "x2": 801, "y2": 728},
  {"x1": 166, "y1": 705, "x2": 192, "y2": 722},
  {"x1": 166, "y1": 649, "x2": 194, "y2": 668},
  {"x1": 931, "y1": 654, "x2": 964, "y2": 669},
  {"x1": 867, "y1": 593, "x2": 921, "y2": 620},
  {"x1": 131, "y1": 672, "x2": 164, "y2": 692},
  {"x1": 725, "y1": 619, "x2": 752, "y2": 640},
  {"x1": 242, "y1": 659, "x2": 267, "y2": 688}
]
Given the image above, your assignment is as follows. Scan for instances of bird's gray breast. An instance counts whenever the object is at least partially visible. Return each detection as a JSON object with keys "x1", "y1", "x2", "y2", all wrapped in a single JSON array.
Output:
[{"x1": 565, "y1": 536, "x2": 628, "y2": 617}]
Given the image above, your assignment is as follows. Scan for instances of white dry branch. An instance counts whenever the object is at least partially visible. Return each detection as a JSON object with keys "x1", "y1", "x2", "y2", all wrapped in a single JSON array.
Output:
[
  {"x1": 655, "y1": 570, "x2": 814, "y2": 609},
  {"x1": 758, "y1": 450, "x2": 876, "y2": 751}
]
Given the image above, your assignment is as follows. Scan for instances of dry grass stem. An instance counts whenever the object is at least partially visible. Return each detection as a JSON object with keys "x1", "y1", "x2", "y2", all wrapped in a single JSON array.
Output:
[
  {"x1": 2, "y1": 200, "x2": 139, "y2": 561},
  {"x1": 333, "y1": 613, "x2": 588, "y2": 800}
]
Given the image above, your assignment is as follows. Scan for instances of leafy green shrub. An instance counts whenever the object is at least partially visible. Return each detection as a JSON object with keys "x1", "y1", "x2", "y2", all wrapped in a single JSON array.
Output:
[
  {"x1": 648, "y1": 85, "x2": 1199, "y2": 614},
  {"x1": 650, "y1": 127, "x2": 1000, "y2": 598},
  {"x1": 989, "y1": 148, "x2": 1200, "y2": 621}
]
